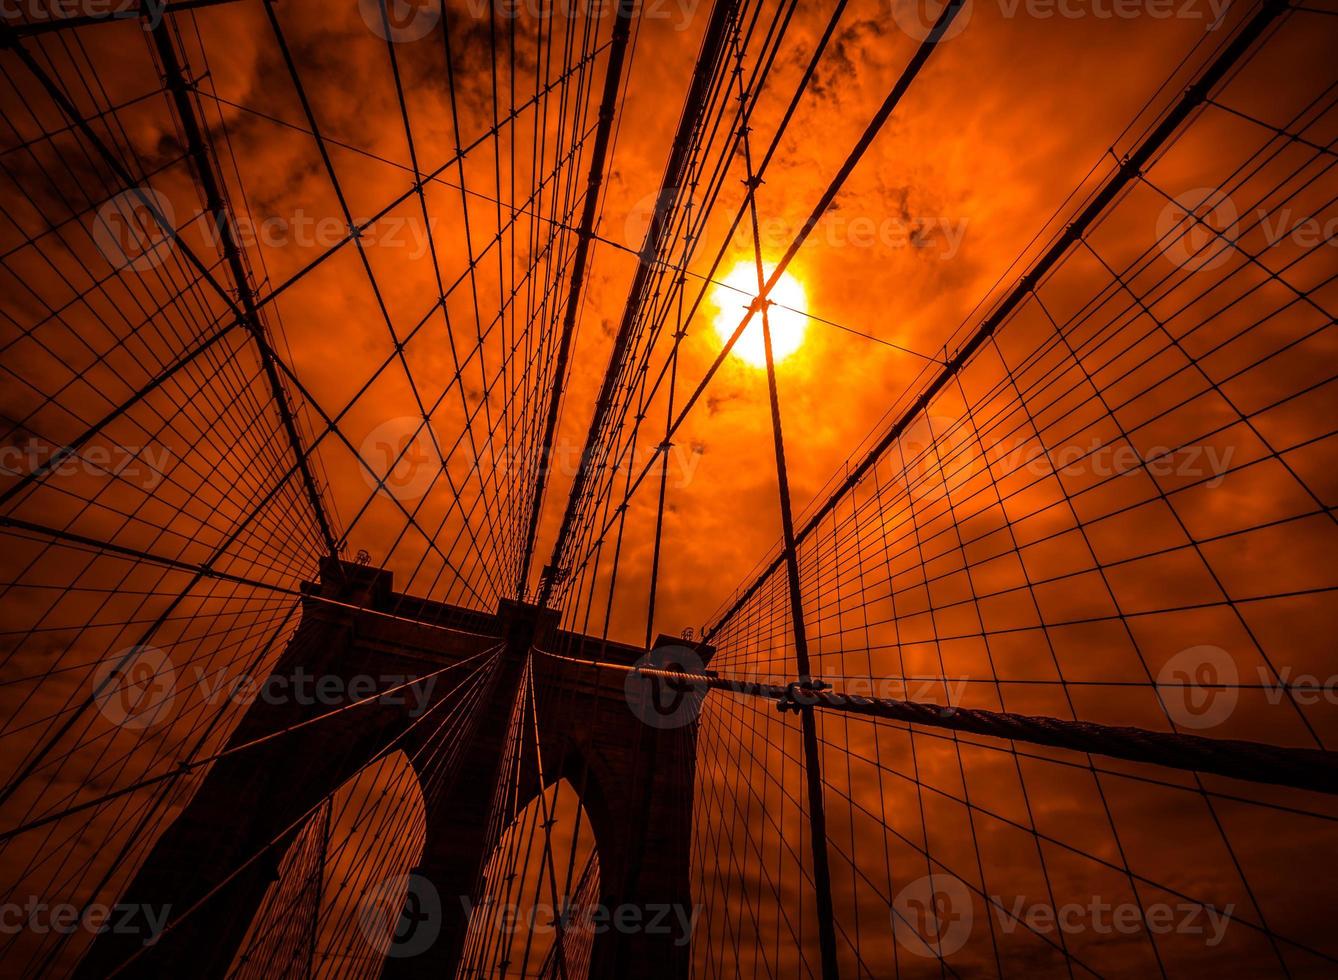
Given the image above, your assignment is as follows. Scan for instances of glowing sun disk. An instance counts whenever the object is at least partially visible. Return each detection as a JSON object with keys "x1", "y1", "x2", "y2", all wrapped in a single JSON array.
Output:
[{"x1": 713, "y1": 263, "x2": 807, "y2": 368}]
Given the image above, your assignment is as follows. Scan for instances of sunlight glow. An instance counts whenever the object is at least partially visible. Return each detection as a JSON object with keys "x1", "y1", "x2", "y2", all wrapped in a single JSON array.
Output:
[{"x1": 712, "y1": 263, "x2": 808, "y2": 368}]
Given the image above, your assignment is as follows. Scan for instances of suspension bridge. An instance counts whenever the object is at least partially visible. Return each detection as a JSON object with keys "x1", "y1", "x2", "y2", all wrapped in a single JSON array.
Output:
[{"x1": 0, "y1": 0, "x2": 1335, "y2": 976}]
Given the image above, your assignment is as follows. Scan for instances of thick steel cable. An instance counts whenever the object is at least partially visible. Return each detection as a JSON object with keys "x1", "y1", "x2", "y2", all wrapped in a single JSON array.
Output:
[{"x1": 538, "y1": 651, "x2": 1338, "y2": 796}]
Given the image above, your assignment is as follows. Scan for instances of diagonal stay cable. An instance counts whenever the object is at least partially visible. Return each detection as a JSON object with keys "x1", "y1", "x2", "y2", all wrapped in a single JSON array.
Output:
[
  {"x1": 704, "y1": 0, "x2": 1293, "y2": 643},
  {"x1": 0, "y1": 644, "x2": 500, "y2": 843},
  {"x1": 551, "y1": 0, "x2": 969, "y2": 600},
  {"x1": 516, "y1": 0, "x2": 637, "y2": 599}
]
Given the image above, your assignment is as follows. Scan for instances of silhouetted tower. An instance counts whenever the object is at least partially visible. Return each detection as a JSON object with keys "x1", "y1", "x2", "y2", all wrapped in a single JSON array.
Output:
[{"x1": 75, "y1": 560, "x2": 698, "y2": 980}]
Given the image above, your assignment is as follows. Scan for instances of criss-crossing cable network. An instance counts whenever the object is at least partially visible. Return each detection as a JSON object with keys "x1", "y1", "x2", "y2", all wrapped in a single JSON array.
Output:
[{"x1": 0, "y1": 0, "x2": 1335, "y2": 977}]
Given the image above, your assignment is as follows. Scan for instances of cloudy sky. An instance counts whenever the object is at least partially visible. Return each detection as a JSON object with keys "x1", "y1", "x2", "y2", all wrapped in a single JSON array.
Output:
[{"x1": 1, "y1": 0, "x2": 1335, "y2": 975}]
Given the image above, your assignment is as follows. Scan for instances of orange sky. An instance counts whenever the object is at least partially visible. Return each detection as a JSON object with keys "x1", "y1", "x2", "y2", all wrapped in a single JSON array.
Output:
[{"x1": 1, "y1": 0, "x2": 1335, "y2": 976}]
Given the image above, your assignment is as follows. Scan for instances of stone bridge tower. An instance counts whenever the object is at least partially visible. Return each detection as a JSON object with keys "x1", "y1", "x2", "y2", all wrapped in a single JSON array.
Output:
[{"x1": 76, "y1": 559, "x2": 700, "y2": 980}]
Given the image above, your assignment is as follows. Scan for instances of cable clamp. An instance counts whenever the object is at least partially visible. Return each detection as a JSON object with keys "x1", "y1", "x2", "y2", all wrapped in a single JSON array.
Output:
[{"x1": 776, "y1": 678, "x2": 831, "y2": 713}]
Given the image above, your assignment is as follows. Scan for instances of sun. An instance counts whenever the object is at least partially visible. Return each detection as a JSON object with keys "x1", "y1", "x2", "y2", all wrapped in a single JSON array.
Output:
[{"x1": 712, "y1": 263, "x2": 808, "y2": 368}]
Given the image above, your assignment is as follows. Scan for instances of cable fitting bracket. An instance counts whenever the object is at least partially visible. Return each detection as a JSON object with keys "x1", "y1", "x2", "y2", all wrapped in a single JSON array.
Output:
[{"x1": 776, "y1": 678, "x2": 832, "y2": 713}]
